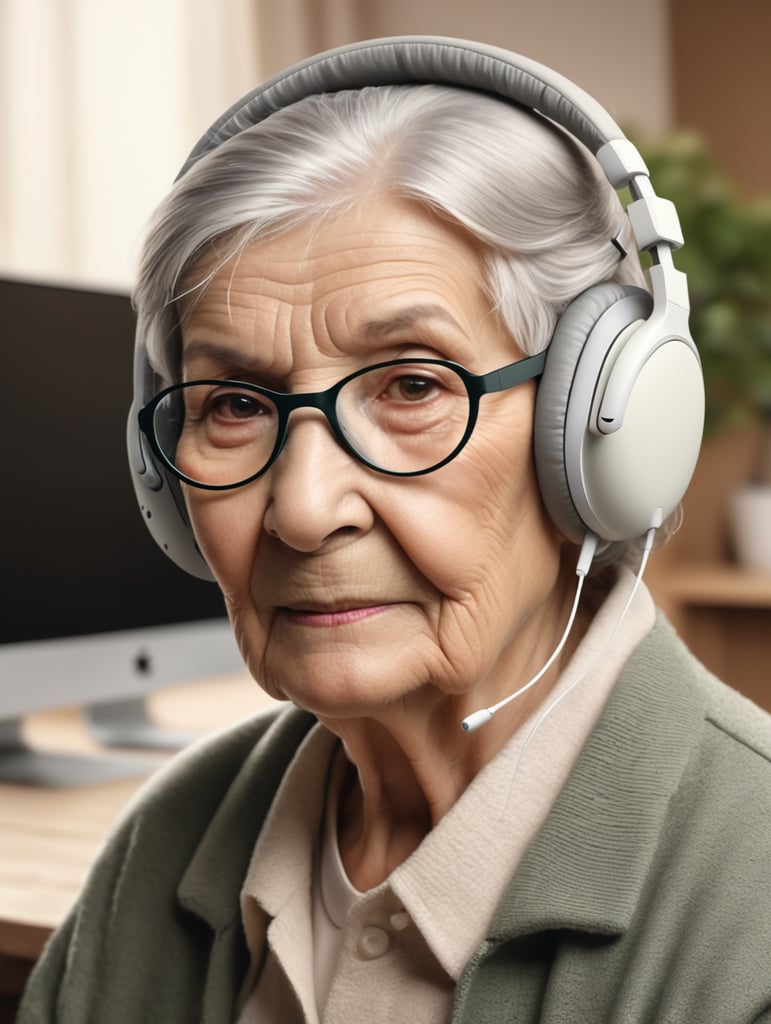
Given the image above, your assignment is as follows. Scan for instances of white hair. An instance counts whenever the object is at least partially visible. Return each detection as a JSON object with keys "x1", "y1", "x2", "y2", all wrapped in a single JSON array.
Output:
[
  {"x1": 135, "y1": 84, "x2": 645, "y2": 377},
  {"x1": 134, "y1": 83, "x2": 675, "y2": 565}
]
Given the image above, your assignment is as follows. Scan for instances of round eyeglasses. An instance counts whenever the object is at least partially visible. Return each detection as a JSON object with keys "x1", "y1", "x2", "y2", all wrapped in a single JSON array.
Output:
[{"x1": 138, "y1": 353, "x2": 546, "y2": 490}]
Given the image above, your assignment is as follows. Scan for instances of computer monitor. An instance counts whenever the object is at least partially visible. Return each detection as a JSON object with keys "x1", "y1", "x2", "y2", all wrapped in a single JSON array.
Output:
[{"x1": 1, "y1": 277, "x2": 243, "y2": 784}]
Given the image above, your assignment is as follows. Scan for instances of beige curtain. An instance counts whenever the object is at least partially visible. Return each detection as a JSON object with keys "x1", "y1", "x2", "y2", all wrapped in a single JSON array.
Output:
[{"x1": 0, "y1": 0, "x2": 261, "y2": 290}]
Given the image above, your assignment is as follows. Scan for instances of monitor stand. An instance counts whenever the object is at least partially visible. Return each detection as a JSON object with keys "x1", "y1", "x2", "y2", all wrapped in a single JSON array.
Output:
[
  {"x1": 0, "y1": 717, "x2": 163, "y2": 788},
  {"x1": 84, "y1": 696, "x2": 199, "y2": 750}
]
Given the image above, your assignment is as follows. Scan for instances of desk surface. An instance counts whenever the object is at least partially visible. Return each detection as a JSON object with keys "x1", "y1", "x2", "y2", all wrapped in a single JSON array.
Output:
[{"x1": 0, "y1": 673, "x2": 277, "y2": 961}]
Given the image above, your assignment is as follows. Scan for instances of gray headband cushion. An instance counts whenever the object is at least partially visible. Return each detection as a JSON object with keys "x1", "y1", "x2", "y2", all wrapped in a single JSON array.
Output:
[{"x1": 179, "y1": 36, "x2": 626, "y2": 178}]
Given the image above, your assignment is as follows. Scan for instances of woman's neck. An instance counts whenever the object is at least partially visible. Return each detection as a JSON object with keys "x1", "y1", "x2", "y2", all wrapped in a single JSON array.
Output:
[{"x1": 319, "y1": 561, "x2": 597, "y2": 891}]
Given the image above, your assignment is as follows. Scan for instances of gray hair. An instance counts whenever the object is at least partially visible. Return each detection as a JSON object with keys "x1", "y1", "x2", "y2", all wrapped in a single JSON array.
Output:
[{"x1": 134, "y1": 83, "x2": 676, "y2": 565}]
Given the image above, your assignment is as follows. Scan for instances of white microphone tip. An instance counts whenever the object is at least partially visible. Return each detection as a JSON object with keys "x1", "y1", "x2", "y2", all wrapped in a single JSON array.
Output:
[{"x1": 461, "y1": 709, "x2": 494, "y2": 733}]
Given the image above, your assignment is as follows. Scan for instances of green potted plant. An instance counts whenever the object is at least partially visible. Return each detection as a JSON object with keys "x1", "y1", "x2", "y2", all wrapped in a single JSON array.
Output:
[{"x1": 636, "y1": 132, "x2": 771, "y2": 570}]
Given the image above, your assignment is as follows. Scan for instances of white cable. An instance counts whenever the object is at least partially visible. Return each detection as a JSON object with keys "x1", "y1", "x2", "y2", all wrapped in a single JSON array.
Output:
[
  {"x1": 500, "y1": 522, "x2": 659, "y2": 811},
  {"x1": 460, "y1": 532, "x2": 598, "y2": 733}
]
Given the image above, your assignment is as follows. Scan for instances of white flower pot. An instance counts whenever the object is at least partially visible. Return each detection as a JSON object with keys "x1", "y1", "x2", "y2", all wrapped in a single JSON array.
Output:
[{"x1": 730, "y1": 485, "x2": 771, "y2": 572}]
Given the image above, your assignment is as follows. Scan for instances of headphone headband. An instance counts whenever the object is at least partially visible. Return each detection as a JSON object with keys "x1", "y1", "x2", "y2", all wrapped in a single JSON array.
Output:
[{"x1": 179, "y1": 36, "x2": 645, "y2": 186}]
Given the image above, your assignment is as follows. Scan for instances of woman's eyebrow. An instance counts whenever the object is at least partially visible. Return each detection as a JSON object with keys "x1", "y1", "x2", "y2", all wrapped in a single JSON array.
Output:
[
  {"x1": 359, "y1": 303, "x2": 463, "y2": 341},
  {"x1": 181, "y1": 339, "x2": 254, "y2": 370},
  {"x1": 180, "y1": 304, "x2": 464, "y2": 370}
]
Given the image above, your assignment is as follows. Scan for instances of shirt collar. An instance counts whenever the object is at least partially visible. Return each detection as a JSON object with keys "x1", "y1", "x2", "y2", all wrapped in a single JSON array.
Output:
[{"x1": 239, "y1": 724, "x2": 339, "y2": 920}]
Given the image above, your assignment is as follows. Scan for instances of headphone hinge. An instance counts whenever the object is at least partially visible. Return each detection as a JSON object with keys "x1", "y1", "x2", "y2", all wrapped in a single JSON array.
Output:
[{"x1": 628, "y1": 195, "x2": 684, "y2": 252}]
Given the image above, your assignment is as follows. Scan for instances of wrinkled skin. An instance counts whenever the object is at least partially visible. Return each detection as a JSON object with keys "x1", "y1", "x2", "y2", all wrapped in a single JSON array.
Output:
[{"x1": 178, "y1": 197, "x2": 584, "y2": 887}]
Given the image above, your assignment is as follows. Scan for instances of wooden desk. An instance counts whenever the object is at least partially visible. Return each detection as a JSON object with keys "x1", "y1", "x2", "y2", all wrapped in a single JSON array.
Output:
[{"x1": 0, "y1": 674, "x2": 277, "y2": 970}]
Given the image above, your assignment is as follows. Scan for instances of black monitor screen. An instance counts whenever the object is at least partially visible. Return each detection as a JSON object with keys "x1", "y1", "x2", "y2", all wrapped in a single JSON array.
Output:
[{"x1": 1, "y1": 277, "x2": 227, "y2": 646}]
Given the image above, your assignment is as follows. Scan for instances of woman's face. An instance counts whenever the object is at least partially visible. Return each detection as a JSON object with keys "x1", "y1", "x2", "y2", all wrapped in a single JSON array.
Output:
[{"x1": 178, "y1": 197, "x2": 566, "y2": 722}]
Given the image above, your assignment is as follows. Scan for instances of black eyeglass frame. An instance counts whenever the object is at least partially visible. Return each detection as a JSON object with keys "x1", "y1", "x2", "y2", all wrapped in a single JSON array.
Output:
[{"x1": 138, "y1": 352, "x2": 547, "y2": 491}]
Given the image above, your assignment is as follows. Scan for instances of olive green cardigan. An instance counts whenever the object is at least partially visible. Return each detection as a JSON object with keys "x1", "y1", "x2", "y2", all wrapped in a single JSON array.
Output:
[{"x1": 18, "y1": 617, "x2": 771, "y2": 1022}]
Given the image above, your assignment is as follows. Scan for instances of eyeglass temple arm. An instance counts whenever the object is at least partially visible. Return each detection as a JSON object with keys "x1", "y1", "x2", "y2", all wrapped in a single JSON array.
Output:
[{"x1": 477, "y1": 350, "x2": 547, "y2": 394}]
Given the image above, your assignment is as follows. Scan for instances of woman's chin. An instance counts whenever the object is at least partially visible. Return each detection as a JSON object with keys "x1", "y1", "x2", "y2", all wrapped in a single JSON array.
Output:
[
  {"x1": 256, "y1": 616, "x2": 444, "y2": 717},
  {"x1": 261, "y1": 655, "x2": 434, "y2": 722}
]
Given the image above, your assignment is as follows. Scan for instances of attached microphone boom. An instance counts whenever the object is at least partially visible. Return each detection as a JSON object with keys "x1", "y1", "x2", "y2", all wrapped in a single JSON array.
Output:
[{"x1": 461, "y1": 531, "x2": 599, "y2": 733}]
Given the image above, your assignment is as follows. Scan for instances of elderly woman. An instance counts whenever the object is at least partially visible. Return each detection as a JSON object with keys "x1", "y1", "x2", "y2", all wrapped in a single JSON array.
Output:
[{"x1": 19, "y1": 37, "x2": 771, "y2": 1024}]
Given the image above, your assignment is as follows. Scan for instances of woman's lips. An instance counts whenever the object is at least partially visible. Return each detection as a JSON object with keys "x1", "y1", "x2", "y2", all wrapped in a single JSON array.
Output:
[{"x1": 280, "y1": 604, "x2": 393, "y2": 627}]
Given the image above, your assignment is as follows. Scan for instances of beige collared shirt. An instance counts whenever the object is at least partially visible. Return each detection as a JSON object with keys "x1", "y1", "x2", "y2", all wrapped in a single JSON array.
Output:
[{"x1": 237, "y1": 569, "x2": 655, "y2": 1023}]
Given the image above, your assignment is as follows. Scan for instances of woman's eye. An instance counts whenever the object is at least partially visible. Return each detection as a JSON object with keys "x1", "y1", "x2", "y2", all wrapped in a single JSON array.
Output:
[
  {"x1": 386, "y1": 375, "x2": 440, "y2": 402},
  {"x1": 209, "y1": 392, "x2": 268, "y2": 419}
]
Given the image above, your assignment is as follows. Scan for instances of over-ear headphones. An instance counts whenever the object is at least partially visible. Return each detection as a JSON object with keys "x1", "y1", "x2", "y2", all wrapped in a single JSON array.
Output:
[{"x1": 127, "y1": 35, "x2": 704, "y2": 580}]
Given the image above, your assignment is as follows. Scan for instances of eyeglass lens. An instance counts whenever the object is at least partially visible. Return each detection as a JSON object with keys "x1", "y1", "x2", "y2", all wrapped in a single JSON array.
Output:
[{"x1": 150, "y1": 361, "x2": 473, "y2": 486}]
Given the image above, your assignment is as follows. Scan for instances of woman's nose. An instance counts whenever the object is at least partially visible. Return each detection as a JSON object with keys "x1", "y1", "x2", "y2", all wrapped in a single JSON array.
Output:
[{"x1": 261, "y1": 414, "x2": 375, "y2": 552}]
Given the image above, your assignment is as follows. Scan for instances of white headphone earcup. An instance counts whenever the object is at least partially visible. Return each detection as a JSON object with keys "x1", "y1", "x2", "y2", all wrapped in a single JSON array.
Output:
[
  {"x1": 534, "y1": 283, "x2": 653, "y2": 543},
  {"x1": 127, "y1": 397, "x2": 215, "y2": 581},
  {"x1": 535, "y1": 281, "x2": 704, "y2": 543},
  {"x1": 574, "y1": 336, "x2": 704, "y2": 541}
]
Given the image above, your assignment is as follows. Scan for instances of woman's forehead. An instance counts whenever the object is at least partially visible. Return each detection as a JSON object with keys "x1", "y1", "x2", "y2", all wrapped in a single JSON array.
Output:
[
  {"x1": 179, "y1": 196, "x2": 484, "y2": 294},
  {"x1": 176, "y1": 197, "x2": 500, "y2": 370}
]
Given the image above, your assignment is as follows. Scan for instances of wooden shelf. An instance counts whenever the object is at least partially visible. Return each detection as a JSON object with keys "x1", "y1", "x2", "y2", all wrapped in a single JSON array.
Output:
[
  {"x1": 647, "y1": 561, "x2": 771, "y2": 715},
  {"x1": 651, "y1": 563, "x2": 771, "y2": 608}
]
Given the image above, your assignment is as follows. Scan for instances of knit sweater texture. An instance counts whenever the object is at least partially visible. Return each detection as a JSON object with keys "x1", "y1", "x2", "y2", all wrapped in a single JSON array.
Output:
[{"x1": 18, "y1": 616, "x2": 771, "y2": 1023}]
